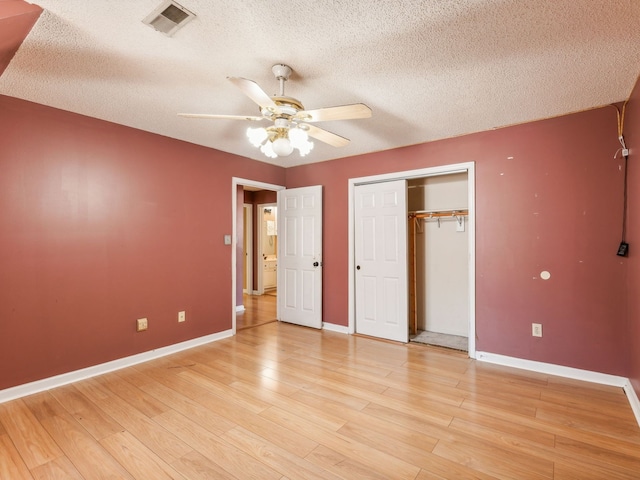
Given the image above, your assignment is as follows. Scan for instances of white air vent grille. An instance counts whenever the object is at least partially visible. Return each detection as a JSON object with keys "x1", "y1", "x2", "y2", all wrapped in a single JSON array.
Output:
[{"x1": 143, "y1": 1, "x2": 195, "y2": 37}]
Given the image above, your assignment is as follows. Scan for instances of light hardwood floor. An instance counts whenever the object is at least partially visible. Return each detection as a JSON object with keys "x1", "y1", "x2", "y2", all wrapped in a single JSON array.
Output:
[{"x1": 1, "y1": 321, "x2": 639, "y2": 479}]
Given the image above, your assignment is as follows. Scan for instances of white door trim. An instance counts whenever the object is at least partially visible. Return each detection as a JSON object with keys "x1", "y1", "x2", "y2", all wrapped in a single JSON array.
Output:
[
  {"x1": 243, "y1": 203, "x2": 253, "y2": 295},
  {"x1": 231, "y1": 178, "x2": 285, "y2": 335},
  {"x1": 347, "y1": 162, "x2": 476, "y2": 358}
]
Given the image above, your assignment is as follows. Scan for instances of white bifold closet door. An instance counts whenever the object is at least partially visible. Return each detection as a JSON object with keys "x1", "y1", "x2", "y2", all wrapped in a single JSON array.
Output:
[{"x1": 354, "y1": 180, "x2": 408, "y2": 342}]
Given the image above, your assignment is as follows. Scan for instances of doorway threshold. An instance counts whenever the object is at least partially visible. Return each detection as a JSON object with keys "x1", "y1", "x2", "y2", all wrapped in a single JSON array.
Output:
[{"x1": 411, "y1": 330, "x2": 468, "y2": 352}]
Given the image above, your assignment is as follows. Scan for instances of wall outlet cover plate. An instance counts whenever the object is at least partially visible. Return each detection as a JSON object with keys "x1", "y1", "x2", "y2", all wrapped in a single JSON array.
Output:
[{"x1": 136, "y1": 318, "x2": 148, "y2": 332}]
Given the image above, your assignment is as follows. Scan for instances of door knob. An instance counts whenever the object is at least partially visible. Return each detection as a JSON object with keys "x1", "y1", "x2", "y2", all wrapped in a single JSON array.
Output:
[
  {"x1": 356, "y1": 265, "x2": 361, "y2": 270},
  {"x1": 313, "y1": 261, "x2": 319, "y2": 267}
]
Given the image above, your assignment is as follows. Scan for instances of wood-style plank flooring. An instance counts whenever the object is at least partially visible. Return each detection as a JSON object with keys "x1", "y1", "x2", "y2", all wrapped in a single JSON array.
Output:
[{"x1": 1, "y1": 320, "x2": 639, "y2": 479}]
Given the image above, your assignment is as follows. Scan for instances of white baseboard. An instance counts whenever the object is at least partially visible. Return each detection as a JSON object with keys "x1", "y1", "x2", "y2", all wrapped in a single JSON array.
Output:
[
  {"x1": 322, "y1": 322, "x2": 350, "y2": 334},
  {"x1": 476, "y1": 351, "x2": 639, "y2": 428},
  {"x1": 623, "y1": 380, "x2": 640, "y2": 428},
  {"x1": 235, "y1": 305, "x2": 245, "y2": 313},
  {"x1": 0, "y1": 329, "x2": 233, "y2": 405},
  {"x1": 476, "y1": 351, "x2": 627, "y2": 386}
]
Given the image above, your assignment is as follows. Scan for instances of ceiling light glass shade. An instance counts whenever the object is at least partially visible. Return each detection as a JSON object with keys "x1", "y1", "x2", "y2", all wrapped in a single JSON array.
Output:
[
  {"x1": 288, "y1": 127, "x2": 308, "y2": 148},
  {"x1": 247, "y1": 127, "x2": 268, "y2": 147},
  {"x1": 260, "y1": 141, "x2": 277, "y2": 158},
  {"x1": 297, "y1": 139, "x2": 314, "y2": 156},
  {"x1": 272, "y1": 137, "x2": 294, "y2": 156}
]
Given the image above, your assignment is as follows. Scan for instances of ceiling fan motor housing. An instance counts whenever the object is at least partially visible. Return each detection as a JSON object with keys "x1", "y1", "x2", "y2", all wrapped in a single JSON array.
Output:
[{"x1": 261, "y1": 97, "x2": 305, "y2": 120}]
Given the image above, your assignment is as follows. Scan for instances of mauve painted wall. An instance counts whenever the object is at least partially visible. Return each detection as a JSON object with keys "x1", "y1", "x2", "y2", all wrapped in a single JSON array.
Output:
[
  {"x1": 0, "y1": 1, "x2": 41, "y2": 76},
  {"x1": 286, "y1": 106, "x2": 628, "y2": 375},
  {"x1": 0, "y1": 95, "x2": 285, "y2": 390},
  {"x1": 625, "y1": 78, "x2": 640, "y2": 397}
]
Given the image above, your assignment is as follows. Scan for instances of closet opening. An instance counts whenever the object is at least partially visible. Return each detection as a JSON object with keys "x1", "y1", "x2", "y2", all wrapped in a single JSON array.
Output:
[
  {"x1": 408, "y1": 173, "x2": 469, "y2": 352},
  {"x1": 348, "y1": 162, "x2": 476, "y2": 358}
]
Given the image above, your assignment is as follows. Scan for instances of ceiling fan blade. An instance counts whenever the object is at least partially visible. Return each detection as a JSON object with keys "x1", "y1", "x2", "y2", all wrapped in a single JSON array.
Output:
[
  {"x1": 228, "y1": 77, "x2": 279, "y2": 111},
  {"x1": 304, "y1": 124, "x2": 350, "y2": 147},
  {"x1": 297, "y1": 103, "x2": 372, "y2": 122},
  {"x1": 178, "y1": 113, "x2": 264, "y2": 122},
  {"x1": 178, "y1": 113, "x2": 264, "y2": 121}
]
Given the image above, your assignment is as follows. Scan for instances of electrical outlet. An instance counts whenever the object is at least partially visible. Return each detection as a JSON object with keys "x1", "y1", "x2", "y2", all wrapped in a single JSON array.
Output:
[
  {"x1": 136, "y1": 318, "x2": 148, "y2": 332},
  {"x1": 178, "y1": 311, "x2": 186, "y2": 323},
  {"x1": 532, "y1": 323, "x2": 542, "y2": 337}
]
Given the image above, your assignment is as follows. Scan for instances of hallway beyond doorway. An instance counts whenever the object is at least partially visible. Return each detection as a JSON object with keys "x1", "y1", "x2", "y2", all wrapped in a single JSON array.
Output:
[{"x1": 237, "y1": 293, "x2": 276, "y2": 330}]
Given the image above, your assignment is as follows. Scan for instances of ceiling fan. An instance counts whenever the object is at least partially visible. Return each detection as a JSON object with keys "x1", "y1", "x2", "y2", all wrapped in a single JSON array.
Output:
[{"x1": 178, "y1": 64, "x2": 372, "y2": 158}]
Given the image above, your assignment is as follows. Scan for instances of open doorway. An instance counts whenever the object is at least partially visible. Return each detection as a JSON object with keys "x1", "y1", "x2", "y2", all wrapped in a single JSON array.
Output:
[{"x1": 232, "y1": 178, "x2": 284, "y2": 333}]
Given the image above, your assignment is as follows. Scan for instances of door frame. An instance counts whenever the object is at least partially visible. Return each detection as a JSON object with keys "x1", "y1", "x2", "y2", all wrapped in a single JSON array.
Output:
[
  {"x1": 347, "y1": 162, "x2": 477, "y2": 358},
  {"x1": 231, "y1": 177, "x2": 285, "y2": 335},
  {"x1": 243, "y1": 203, "x2": 253, "y2": 295}
]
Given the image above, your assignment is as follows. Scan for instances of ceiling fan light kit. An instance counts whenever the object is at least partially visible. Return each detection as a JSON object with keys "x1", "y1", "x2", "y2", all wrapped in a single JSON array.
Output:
[
  {"x1": 178, "y1": 64, "x2": 372, "y2": 160},
  {"x1": 247, "y1": 118, "x2": 314, "y2": 159}
]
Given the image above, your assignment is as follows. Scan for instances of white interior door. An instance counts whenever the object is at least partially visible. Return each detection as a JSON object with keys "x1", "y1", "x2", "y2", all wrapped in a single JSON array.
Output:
[
  {"x1": 355, "y1": 180, "x2": 408, "y2": 342},
  {"x1": 277, "y1": 185, "x2": 323, "y2": 329}
]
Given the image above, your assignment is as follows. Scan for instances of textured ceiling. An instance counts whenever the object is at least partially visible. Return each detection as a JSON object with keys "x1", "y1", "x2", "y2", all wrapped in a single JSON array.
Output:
[{"x1": 2, "y1": 0, "x2": 640, "y2": 167}]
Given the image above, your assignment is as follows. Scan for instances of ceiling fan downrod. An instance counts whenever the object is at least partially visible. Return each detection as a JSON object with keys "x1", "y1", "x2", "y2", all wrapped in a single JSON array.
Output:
[{"x1": 272, "y1": 64, "x2": 292, "y2": 97}]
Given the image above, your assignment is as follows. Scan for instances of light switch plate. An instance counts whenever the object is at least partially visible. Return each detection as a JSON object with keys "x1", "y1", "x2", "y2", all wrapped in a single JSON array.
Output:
[
  {"x1": 224, "y1": 234, "x2": 231, "y2": 245},
  {"x1": 532, "y1": 323, "x2": 542, "y2": 337}
]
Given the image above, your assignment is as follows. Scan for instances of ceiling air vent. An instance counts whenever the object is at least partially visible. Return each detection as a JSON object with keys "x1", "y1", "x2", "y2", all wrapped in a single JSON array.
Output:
[{"x1": 143, "y1": 1, "x2": 195, "y2": 37}]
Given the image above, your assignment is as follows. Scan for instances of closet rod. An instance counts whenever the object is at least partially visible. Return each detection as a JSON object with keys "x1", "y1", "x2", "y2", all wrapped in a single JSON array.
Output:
[{"x1": 408, "y1": 209, "x2": 468, "y2": 219}]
